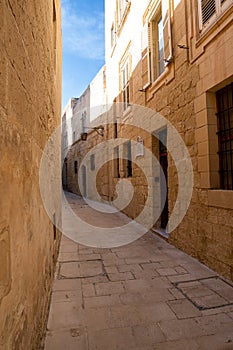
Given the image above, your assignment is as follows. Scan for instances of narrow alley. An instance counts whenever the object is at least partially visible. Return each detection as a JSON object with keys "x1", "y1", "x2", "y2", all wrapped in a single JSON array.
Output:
[
  {"x1": 44, "y1": 192, "x2": 233, "y2": 350},
  {"x1": 1, "y1": 0, "x2": 233, "y2": 348}
]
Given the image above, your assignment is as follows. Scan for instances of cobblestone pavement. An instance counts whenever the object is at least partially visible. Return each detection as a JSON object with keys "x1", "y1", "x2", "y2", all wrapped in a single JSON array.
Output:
[{"x1": 44, "y1": 192, "x2": 233, "y2": 350}]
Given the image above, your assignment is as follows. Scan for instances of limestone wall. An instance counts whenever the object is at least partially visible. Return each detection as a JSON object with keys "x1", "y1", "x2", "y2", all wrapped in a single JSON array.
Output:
[{"x1": 0, "y1": 0, "x2": 62, "y2": 348}]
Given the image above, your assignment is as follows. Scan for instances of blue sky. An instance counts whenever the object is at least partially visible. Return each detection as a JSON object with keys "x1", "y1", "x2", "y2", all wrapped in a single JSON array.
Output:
[{"x1": 61, "y1": 0, "x2": 105, "y2": 111}]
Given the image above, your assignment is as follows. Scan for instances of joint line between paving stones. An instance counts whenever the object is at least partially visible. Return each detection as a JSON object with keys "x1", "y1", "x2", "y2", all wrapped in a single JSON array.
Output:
[{"x1": 173, "y1": 276, "x2": 233, "y2": 311}]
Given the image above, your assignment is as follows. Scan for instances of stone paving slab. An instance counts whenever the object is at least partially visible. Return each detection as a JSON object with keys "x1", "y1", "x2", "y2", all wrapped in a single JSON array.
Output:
[{"x1": 44, "y1": 192, "x2": 233, "y2": 349}]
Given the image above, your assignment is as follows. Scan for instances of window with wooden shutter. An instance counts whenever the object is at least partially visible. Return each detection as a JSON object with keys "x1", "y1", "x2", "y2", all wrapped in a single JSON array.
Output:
[
  {"x1": 198, "y1": 0, "x2": 216, "y2": 29},
  {"x1": 117, "y1": 0, "x2": 131, "y2": 32},
  {"x1": 150, "y1": 8, "x2": 165, "y2": 81},
  {"x1": 198, "y1": 0, "x2": 232, "y2": 31},
  {"x1": 162, "y1": 0, "x2": 172, "y2": 66},
  {"x1": 120, "y1": 56, "x2": 131, "y2": 110},
  {"x1": 144, "y1": 0, "x2": 172, "y2": 84},
  {"x1": 141, "y1": 23, "x2": 151, "y2": 89}
]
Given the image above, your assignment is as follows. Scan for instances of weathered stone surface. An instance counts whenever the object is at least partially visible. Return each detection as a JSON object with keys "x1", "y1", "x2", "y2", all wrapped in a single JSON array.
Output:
[
  {"x1": 0, "y1": 1, "x2": 62, "y2": 349},
  {"x1": 45, "y1": 225, "x2": 233, "y2": 349}
]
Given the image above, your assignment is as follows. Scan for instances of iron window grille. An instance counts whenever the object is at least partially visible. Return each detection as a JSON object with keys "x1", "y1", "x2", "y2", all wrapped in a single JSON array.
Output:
[{"x1": 216, "y1": 82, "x2": 233, "y2": 190}]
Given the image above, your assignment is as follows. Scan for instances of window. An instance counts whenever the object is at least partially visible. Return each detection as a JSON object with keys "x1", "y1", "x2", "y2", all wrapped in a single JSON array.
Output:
[
  {"x1": 118, "y1": 0, "x2": 128, "y2": 24},
  {"x1": 90, "y1": 154, "x2": 95, "y2": 171},
  {"x1": 114, "y1": 146, "x2": 120, "y2": 178},
  {"x1": 151, "y1": 14, "x2": 165, "y2": 80},
  {"x1": 120, "y1": 58, "x2": 130, "y2": 110},
  {"x1": 123, "y1": 141, "x2": 132, "y2": 177},
  {"x1": 111, "y1": 23, "x2": 115, "y2": 47},
  {"x1": 63, "y1": 132, "x2": 68, "y2": 148},
  {"x1": 216, "y1": 82, "x2": 233, "y2": 190},
  {"x1": 82, "y1": 111, "x2": 87, "y2": 133},
  {"x1": 198, "y1": 0, "x2": 232, "y2": 31},
  {"x1": 157, "y1": 18, "x2": 165, "y2": 76},
  {"x1": 73, "y1": 131, "x2": 75, "y2": 143},
  {"x1": 141, "y1": 0, "x2": 172, "y2": 87},
  {"x1": 74, "y1": 160, "x2": 78, "y2": 174}
]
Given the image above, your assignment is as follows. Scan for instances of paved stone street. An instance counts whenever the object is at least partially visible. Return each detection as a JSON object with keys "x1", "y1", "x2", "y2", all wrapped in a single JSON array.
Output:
[{"x1": 44, "y1": 193, "x2": 233, "y2": 350}]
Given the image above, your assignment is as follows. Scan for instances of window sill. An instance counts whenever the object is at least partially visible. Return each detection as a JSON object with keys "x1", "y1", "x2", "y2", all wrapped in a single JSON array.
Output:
[
  {"x1": 208, "y1": 189, "x2": 233, "y2": 210},
  {"x1": 122, "y1": 104, "x2": 132, "y2": 119},
  {"x1": 147, "y1": 64, "x2": 174, "y2": 101}
]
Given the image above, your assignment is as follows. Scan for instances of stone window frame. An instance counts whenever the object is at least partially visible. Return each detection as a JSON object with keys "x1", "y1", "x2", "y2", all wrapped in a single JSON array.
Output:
[
  {"x1": 216, "y1": 82, "x2": 233, "y2": 190},
  {"x1": 195, "y1": 78, "x2": 233, "y2": 209}
]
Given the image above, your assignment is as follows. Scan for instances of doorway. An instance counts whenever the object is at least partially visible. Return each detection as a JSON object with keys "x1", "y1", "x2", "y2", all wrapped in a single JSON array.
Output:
[
  {"x1": 152, "y1": 128, "x2": 168, "y2": 236},
  {"x1": 159, "y1": 131, "x2": 168, "y2": 229},
  {"x1": 62, "y1": 158, "x2": 68, "y2": 190},
  {"x1": 81, "y1": 165, "x2": 87, "y2": 197}
]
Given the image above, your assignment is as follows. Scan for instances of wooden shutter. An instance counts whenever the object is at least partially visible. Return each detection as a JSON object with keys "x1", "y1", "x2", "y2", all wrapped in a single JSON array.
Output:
[
  {"x1": 198, "y1": 0, "x2": 216, "y2": 30},
  {"x1": 141, "y1": 23, "x2": 151, "y2": 89},
  {"x1": 162, "y1": 0, "x2": 172, "y2": 66}
]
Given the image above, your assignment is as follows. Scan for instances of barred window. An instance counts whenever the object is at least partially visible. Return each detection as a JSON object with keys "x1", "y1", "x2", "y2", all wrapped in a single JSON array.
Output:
[{"x1": 216, "y1": 82, "x2": 233, "y2": 190}]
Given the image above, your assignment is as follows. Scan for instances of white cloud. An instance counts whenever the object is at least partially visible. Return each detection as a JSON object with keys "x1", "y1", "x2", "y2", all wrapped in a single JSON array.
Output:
[{"x1": 61, "y1": 0, "x2": 105, "y2": 61}]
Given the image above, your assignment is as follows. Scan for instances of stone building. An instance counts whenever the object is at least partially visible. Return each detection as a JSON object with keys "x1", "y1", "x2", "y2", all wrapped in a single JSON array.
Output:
[
  {"x1": 63, "y1": 66, "x2": 107, "y2": 198},
  {"x1": 0, "y1": 0, "x2": 62, "y2": 348},
  {"x1": 62, "y1": 97, "x2": 79, "y2": 189},
  {"x1": 64, "y1": 0, "x2": 233, "y2": 280}
]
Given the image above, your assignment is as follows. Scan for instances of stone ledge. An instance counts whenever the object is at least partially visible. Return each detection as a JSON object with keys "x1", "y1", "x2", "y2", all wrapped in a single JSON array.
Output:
[{"x1": 208, "y1": 190, "x2": 233, "y2": 210}]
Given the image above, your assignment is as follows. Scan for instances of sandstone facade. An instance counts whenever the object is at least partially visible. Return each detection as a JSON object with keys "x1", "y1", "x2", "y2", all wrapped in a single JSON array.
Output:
[
  {"x1": 0, "y1": 0, "x2": 62, "y2": 348},
  {"x1": 63, "y1": 0, "x2": 233, "y2": 280}
]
